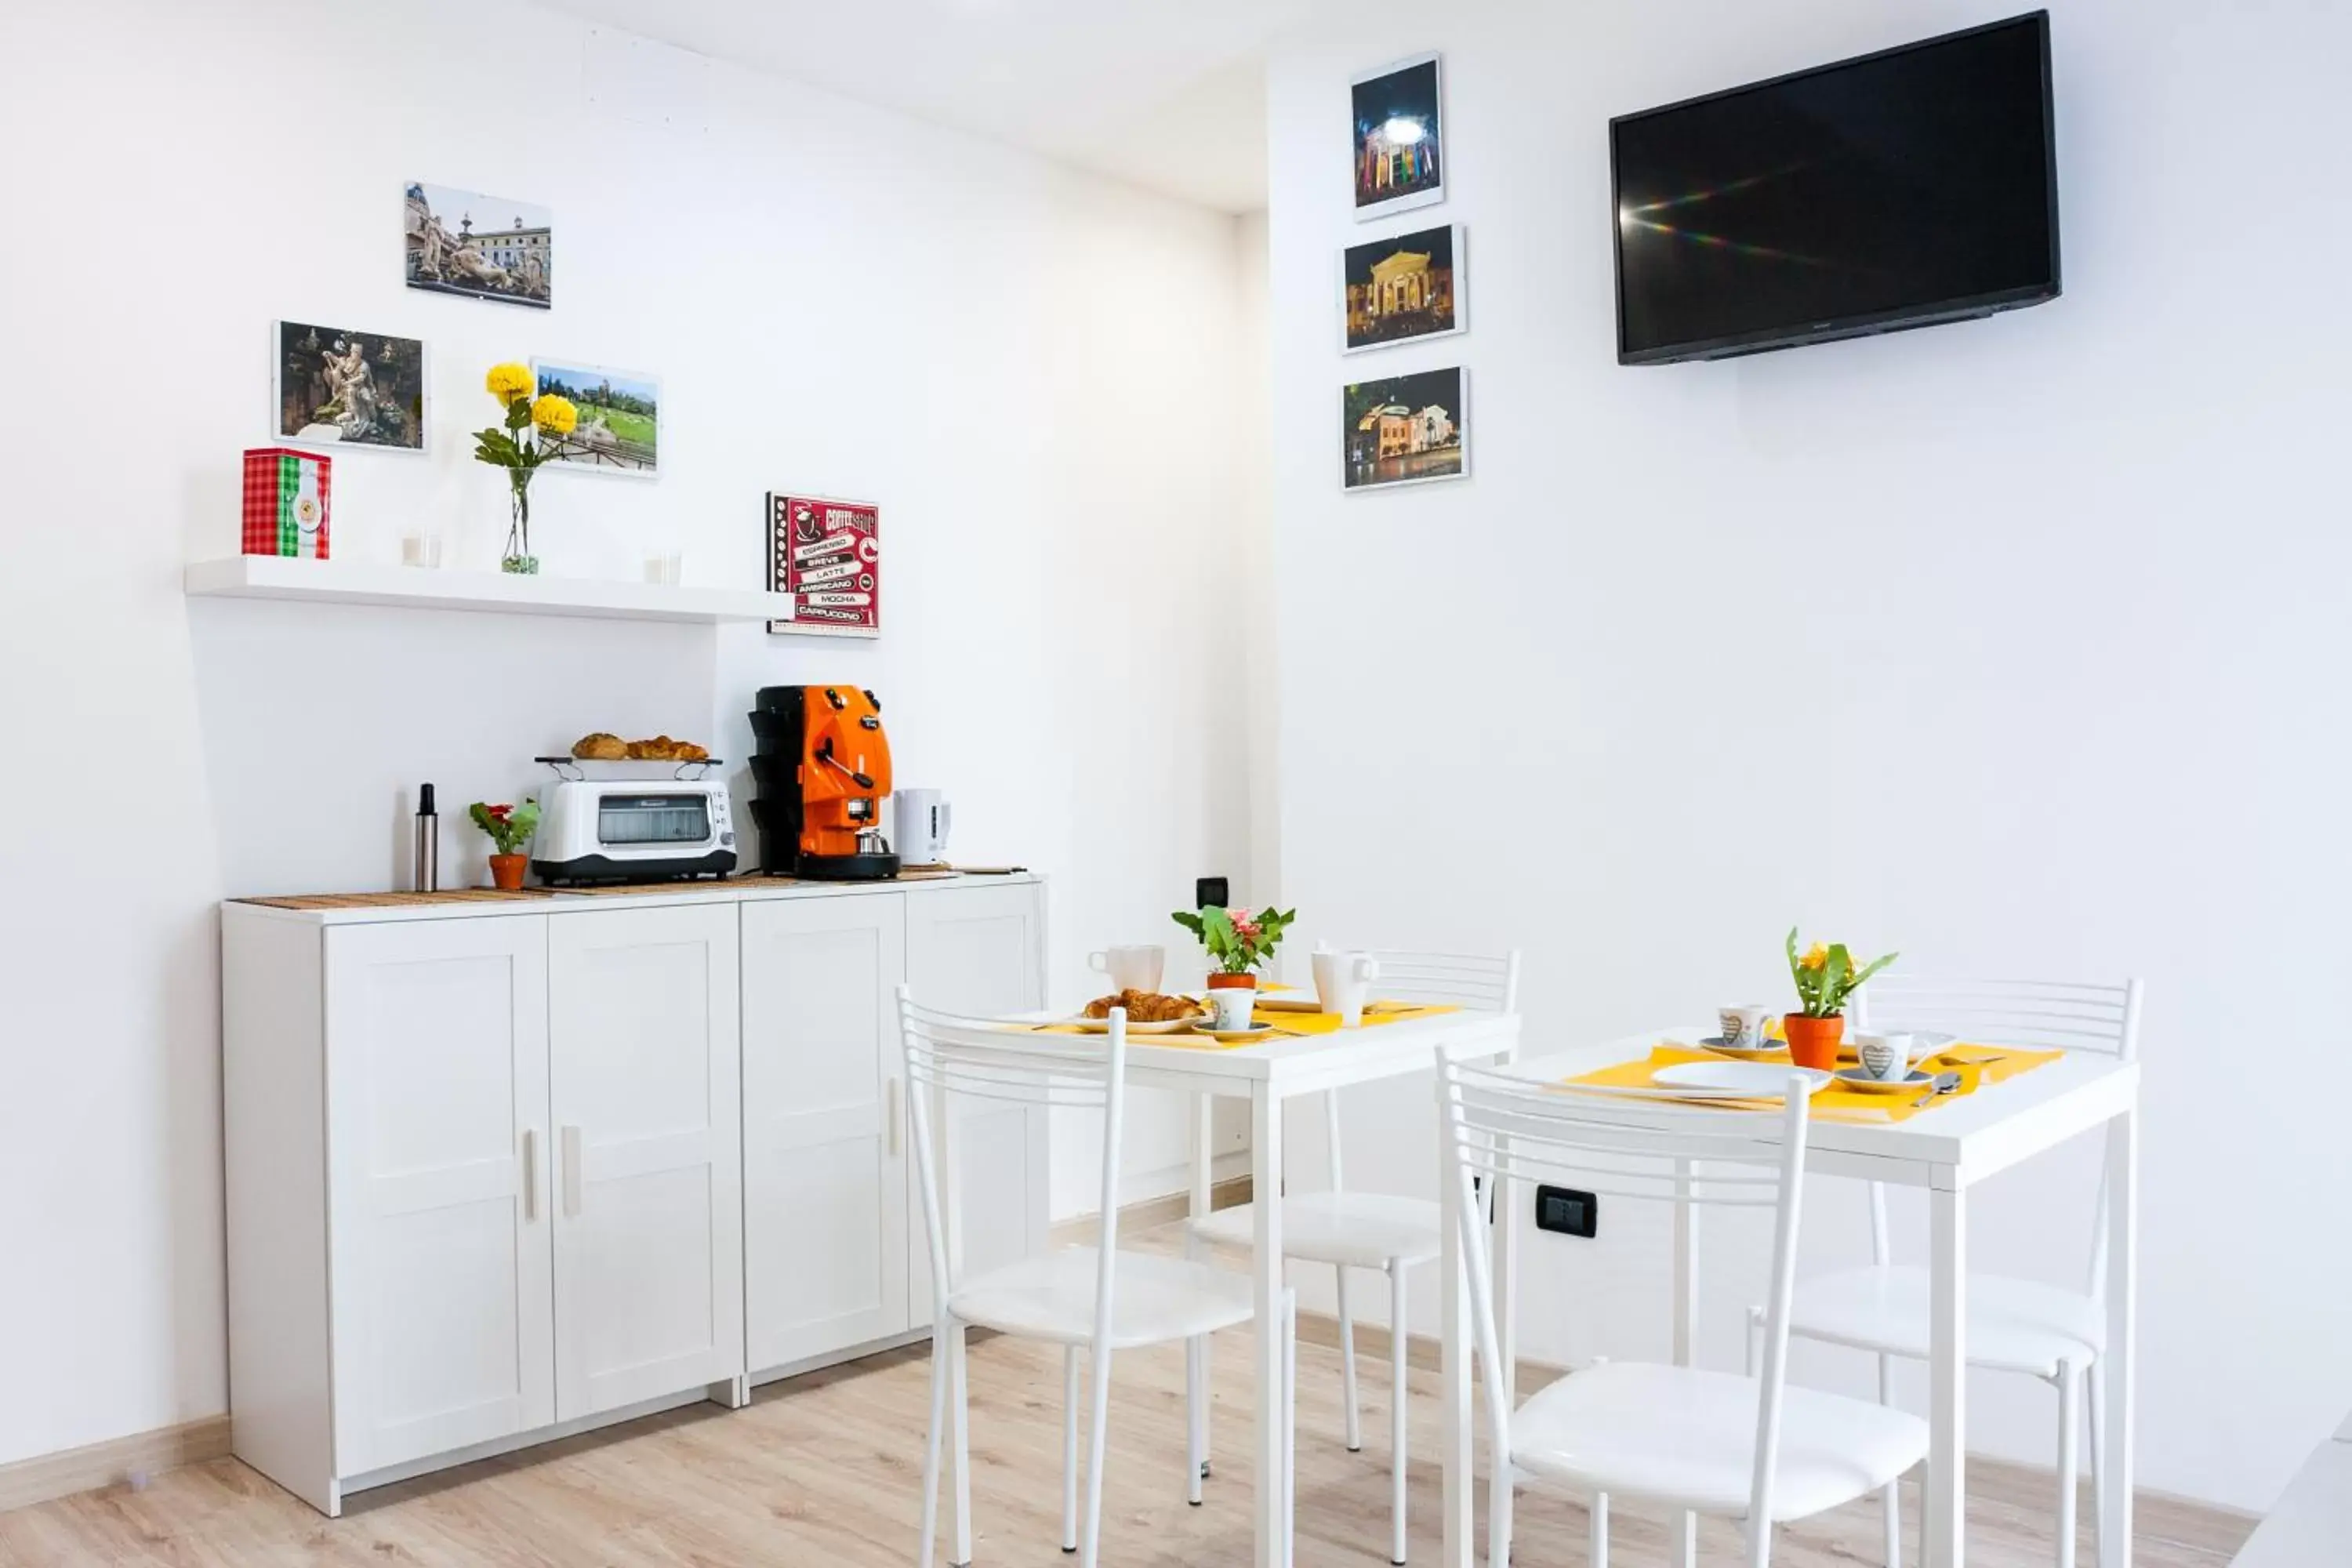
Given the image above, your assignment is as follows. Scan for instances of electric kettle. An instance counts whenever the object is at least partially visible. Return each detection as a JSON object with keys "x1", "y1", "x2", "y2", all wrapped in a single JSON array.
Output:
[{"x1": 895, "y1": 789, "x2": 951, "y2": 868}]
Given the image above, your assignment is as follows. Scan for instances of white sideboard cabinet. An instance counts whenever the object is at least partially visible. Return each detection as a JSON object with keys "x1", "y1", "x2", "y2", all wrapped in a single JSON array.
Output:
[
  {"x1": 223, "y1": 875, "x2": 1047, "y2": 1515},
  {"x1": 739, "y1": 880, "x2": 1047, "y2": 1383}
]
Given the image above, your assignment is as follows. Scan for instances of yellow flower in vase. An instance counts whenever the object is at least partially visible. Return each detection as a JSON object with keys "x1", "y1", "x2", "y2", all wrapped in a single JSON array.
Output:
[
  {"x1": 485, "y1": 361, "x2": 535, "y2": 407},
  {"x1": 1798, "y1": 942, "x2": 1829, "y2": 971},
  {"x1": 531, "y1": 394, "x2": 579, "y2": 438}
]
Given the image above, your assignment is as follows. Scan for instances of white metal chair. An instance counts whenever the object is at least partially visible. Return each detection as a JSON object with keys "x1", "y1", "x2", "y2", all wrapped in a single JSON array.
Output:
[
  {"x1": 899, "y1": 989, "x2": 1295, "y2": 1568},
  {"x1": 1185, "y1": 949, "x2": 1519, "y2": 1565},
  {"x1": 1439, "y1": 1055, "x2": 1930, "y2": 1568},
  {"x1": 1748, "y1": 976, "x2": 2143, "y2": 1568}
]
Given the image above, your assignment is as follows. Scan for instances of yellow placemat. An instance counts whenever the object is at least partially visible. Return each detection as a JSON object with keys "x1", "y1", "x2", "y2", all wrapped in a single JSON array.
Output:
[
  {"x1": 1035, "y1": 1000, "x2": 1460, "y2": 1051},
  {"x1": 1563, "y1": 1041, "x2": 2063, "y2": 1123}
]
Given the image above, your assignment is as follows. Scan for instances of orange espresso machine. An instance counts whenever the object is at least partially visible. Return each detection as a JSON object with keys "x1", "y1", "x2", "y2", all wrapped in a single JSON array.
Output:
[{"x1": 747, "y1": 685, "x2": 901, "y2": 880}]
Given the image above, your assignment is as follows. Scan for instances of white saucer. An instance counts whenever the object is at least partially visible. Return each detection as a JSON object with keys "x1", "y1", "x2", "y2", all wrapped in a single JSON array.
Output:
[
  {"x1": 1834, "y1": 1066, "x2": 1933, "y2": 1094},
  {"x1": 1652, "y1": 1062, "x2": 1832, "y2": 1096},
  {"x1": 1198, "y1": 1021, "x2": 1281, "y2": 1042},
  {"x1": 1696, "y1": 1034, "x2": 1783, "y2": 1054}
]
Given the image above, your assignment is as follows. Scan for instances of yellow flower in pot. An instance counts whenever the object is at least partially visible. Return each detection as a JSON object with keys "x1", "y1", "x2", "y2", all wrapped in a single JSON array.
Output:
[{"x1": 1783, "y1": 928, "x2": 1897, "y2": 1069}]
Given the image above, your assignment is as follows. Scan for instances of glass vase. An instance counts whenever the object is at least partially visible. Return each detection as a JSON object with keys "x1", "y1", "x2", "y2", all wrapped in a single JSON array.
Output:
[{"x1": 501, "y1": 485, "x2": 539, "y2": 575}]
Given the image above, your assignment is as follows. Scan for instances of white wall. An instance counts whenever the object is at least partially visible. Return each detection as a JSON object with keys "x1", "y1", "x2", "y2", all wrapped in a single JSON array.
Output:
[
  {"x1": 1265, "y1": 0, "x2": 2350, "y2": 1512},
  {"x1": 0, "y1": 0, "x2": 1258, "y2": 1468}
]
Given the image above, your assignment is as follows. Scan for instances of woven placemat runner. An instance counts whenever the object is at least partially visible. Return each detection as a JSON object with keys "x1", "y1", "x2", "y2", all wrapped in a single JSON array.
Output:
[
  {"x1": 236, "y1": 888, "x2": 556, "y2": 910},
  {"x1": 549, "y1": 880, "x2": 754, "y2": 897}
]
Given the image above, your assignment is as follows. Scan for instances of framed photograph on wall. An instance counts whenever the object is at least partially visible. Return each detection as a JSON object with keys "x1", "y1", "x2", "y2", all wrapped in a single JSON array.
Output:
[
  {"x1": 767, "y1": 493, "x2": 880, "y2": 637},
  {"x1": 1342, "y1": 223, "x2": 1465, "y2": 353},
  {"x1": 1342, "y1": 365, "x2": 1468, "y2": 491},
  {"x1": 532, "y1": 361, "x2": 659, "y2": 477},
  {"x1": 1352, "y1": 52, "x2": 1446, "y2": 221},
  {"x1": 404, "y1": 182, "x2": 553, "y2": 308},
  {"x1": 273, "y1": 321, "x2": 427, "y2": 452}
]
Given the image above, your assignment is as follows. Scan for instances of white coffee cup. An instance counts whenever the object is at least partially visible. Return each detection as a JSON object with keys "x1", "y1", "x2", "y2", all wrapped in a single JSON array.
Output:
[
  {"x1": 1207, "y1": 985, "x2": 1258, "y2": 1033},
  {"x1": 1854, "y1": 1030, "x2": 1918, "y2": 1081},
  {"x1": 1088, "y1": 945, "x2": 1165, "y2": 993},
  {"x1": 1312, "y1": 949, "x2": 1380, "y2": 1027},
  {"x1": 1718, "y1": 1004, "x2": 1773, "y2": 1050}
]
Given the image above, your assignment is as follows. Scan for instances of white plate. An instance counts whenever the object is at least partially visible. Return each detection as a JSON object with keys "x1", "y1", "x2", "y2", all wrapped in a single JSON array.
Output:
[
  {"x1": 1062, "y1": 1014, "x2": 1201, "y2": 1034},
  {"x1": 1835, "y1": 1066, "x2": 1933, "y2": 1094},
  {"x1": 1254, "y1": 993, "x2": 1326, "y2": 1014},
  {"x1": 1652, "y1": 1062, "x2": 1832, "y2": 1096}
]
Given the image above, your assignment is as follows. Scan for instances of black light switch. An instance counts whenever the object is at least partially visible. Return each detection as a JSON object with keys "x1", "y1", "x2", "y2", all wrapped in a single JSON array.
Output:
[
  {"x1": 1535, "y1": 1185, "x2": 1598, "y2": 1239},
  {"x1": 1196, "y1": 876, "x2": 1229, "y2": 909}
]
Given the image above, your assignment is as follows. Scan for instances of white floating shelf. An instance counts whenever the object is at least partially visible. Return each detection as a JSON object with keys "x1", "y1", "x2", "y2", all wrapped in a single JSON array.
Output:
[{"x1": 184, "y1": 556, "x2": 792, "y2": 626}]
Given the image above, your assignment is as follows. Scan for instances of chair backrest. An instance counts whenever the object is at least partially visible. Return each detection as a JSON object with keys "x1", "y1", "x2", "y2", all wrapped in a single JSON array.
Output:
[
  {"x1": 1436, "y1": 1057, "x2": 1814, "y2": 1537},
  {"x1": 1853, "y1": 975, "x2": 2143, "y2": 1294},
  {"x1": 1367, "y1": 949, "x2": 1523, "y2": 1012},
  {"x1": 1853, "y1": 975, "x2": 2142, "y2": 1060},
  {"x1": 1324, "y1": 949, "x2": 1522, "y2": 1196},
  {"x1": 897, "y1": 987, "x2": 1129, "y2": 1319}
]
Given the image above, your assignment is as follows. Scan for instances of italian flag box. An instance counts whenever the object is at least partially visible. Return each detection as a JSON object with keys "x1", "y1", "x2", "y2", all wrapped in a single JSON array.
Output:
[{"x1": 241, "y1": 447, "x2": 332, "y2": 558}]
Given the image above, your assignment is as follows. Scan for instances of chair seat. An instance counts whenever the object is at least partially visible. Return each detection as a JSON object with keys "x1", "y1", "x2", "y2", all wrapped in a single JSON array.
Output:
[
  {"x1": 1187, "y1": 1192, "x2": 1444, "y2": 1269},
  {"x1": 947, "y1": 1247, "x2": 1256, "y2": 1349},
  {"x1": 1785, "y1": 1265, "x2": 2105, "y2": 1377},
  {"x1": 1508, "y1": 1361, "x2": 1927, "y2": 1522}
]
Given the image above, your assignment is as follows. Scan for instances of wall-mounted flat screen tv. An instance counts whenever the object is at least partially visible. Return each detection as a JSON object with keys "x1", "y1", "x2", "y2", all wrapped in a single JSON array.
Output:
[{"x1": 1611, "y1": 12, "x2": 2059, "y2": 365}]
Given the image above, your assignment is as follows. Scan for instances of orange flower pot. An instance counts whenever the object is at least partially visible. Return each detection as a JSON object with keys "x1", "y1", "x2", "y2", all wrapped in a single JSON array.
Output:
[
  {"x1": 489, "y1": 853, "x2": 528, "y2": 891},
  {"x1": 1206, "y1": 971, "x2": 1258, "y2": 991},
  {"x1": 1783, "y1": 1012, "x2": 1845, "y2": 1071}
]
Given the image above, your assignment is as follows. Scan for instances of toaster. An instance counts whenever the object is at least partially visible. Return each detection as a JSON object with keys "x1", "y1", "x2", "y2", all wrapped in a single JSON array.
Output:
[{"x1": 530, "y1": 776, "x2": 737, "y2": 885}]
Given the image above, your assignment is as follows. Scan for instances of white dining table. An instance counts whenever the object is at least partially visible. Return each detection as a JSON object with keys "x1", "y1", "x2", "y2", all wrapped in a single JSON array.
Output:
[
  {"x1": 1443, "y1": 1028, "x2": 2142, "y2": 1568},
  {"x1": 1128, "y1": 1003, "x2": 1523, "y2": 1568}
]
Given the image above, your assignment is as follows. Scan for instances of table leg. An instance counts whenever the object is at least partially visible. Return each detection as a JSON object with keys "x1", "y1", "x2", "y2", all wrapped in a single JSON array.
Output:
[
  {"x1": 1253, "y1": 1084, "x2": 1287, "y2": 1568},
  {"x1": 1494, "y1": 1031, "x2": 1521, "y2": 1422},
  {"x1": 1439, "y1": 1070, "x2": 1473, "y2": 1568},
  {"x1": 1190, "y1": 1091, "x2": 1213, "y2": 1221},
  {"x1": 1927, "y1": 1178, "x2": 1969, "y2": 1568},
  {"x1": 2100, "y1": 1109, "x2": 2137, "y2": 1568},
  {"x1": 1491, "y1": 1035, "x2": 1521, "y2": 1562},
  {"x1": 1189, "y1": 1090, "x2": 1216, "y2": 1495},
  {"x1": 1670, "y1": 1157, "x2": 1699, "y2": 1568}
]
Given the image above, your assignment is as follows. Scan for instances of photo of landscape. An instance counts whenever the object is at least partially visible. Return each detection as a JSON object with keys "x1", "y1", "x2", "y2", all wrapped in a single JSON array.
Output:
[{"x1": 532, "y1": 361, "x2": 659, "y2": 476}]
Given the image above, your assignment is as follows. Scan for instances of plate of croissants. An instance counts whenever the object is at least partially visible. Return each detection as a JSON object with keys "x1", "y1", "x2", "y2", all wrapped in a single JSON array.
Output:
[
  {"x1": 1067, "y1": 990, "x2": 1209, "y2": 1033},
  {"x1": 572, "y1": 732, "x2": 710, "y2": 762}
]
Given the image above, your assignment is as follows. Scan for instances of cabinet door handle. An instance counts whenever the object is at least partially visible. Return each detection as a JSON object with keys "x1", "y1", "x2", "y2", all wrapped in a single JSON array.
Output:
[
  {"x1": 887, "y1": 1078, "x2": 901, "y2": 1159},
  {"x1": 521, "y1": 1129, "x2": 539, "y2": 1221},
  {"x1": 561, "y1": 1125, "x2": 583, "y2": 1218}
]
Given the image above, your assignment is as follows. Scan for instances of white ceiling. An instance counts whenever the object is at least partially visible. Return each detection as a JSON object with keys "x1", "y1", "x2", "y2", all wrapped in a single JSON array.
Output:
[{"x1": 538, "y1": 0, "x2": 1313, "y2": 212}]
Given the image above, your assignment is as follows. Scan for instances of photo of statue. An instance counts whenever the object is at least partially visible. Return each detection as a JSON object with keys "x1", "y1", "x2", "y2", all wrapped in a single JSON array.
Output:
[
  {"x1": 274, "y1": 321, "x2": 427, "y2": 452},
  {"x1": 405, "y1": 181, "x2": 553, "y2": 308}
]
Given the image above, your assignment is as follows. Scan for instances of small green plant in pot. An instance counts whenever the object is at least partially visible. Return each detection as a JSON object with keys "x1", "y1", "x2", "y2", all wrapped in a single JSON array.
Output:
[
  {"x1": 470, "y1": 800, "x2": 542, "y2": 891},
  {"x1": 1171, "y1": 904, "x2": 1297, "y2": 992},
  {"x1": 1782, "y1": 927, "x2": 1897, "y2": 1069}
]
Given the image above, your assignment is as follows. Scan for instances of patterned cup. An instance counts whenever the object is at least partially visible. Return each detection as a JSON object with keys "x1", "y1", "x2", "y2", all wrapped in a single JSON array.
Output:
[{"x1": 1856, "y1": 1032, "x2": 1915, "y2": 1081}]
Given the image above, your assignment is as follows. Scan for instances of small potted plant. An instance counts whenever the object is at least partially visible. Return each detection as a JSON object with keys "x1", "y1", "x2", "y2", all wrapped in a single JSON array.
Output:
[
  {"x1": 470, "y1": 799, "x2": 542, "y2": 890},
  {"x1": 1171, "y1": 904, "x2": 1297, "y2": 994},
  {"x1": 1784, "y1": 928, "x2": 1898, "y2": 1069}
]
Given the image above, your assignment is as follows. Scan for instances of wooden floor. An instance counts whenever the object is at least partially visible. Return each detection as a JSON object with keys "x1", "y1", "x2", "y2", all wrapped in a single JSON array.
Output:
[{"x1": 0, "y1": 1262, "x2": 2252, "y2": 1566}]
